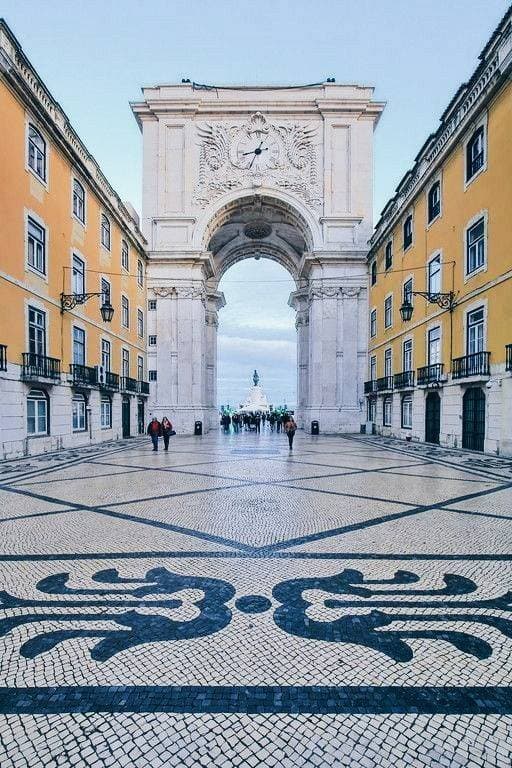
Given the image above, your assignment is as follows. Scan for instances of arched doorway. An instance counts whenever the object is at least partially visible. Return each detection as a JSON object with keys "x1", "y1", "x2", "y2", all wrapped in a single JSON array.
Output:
[
  {"x1": 425, "y1": 391, "x2": 441, "y2": 444},
  {"x1": 462, "y1": 387, "x2": 486, "y2": 451}
]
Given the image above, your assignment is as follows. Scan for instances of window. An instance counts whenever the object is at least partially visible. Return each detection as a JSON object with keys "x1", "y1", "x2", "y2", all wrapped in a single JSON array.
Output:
[
  {"x1": 370, "y1": 356, "x2": 376, "y2": 382},
  {"x1": 403, "y1": 215, "x2": 413, "y2": 249},
  {"x1": 384, "y1": 296, "x2": 393, "y2": 329},
  {"x1": 121, "y1": 240, "x2": 129, "y2": 270},
  {"x1": 101, "y1": 339, "x2": 111, "y2": 371},
  {"x1": 137, "y1": 309, "x2": 144, "y2": 338},
  {"x1": 121, "y1": 296, "x2": 129, "y2": 328},
  {"x1": 403, "y1": 339, "x2": 413, "y2": 372},
  {"x1": 28, "y1": 125, "x2": 46, "y2": 181},
  {"x1": 73, "y1": 327, "x2": 86, "y2": 366},
  {"x1": 101, "y1": 278, "x2": 111, "y2": 306},
  {"x1": 403, "y1": 278, "x2": 413, "y2": 306},
  {"x1": 428, "y1": 255, "x2": 441, "y2": 296},
  {"x1": 401, "y1": 395, "x2": 412, "y2": 429},
  {"x1": 428, "y1": 326, "x2": 441, "y2": 366},
  {"x1": 137, "y1": 259, "x2": 144, "y2": 287},
  {"x1": 428, "y1": 181, "x2": 441, "y2": 222},
  {"x1": 28, "y1": 307, "x2": 46, "y2": 356},
  {"x1": 100, "y1": 395, "x2": 112, "y2": 429},
  {"x1": 371, "y1": 261, "x2": 377, "y2": 286},
  {"x1": 385, "y1": 241, "x2": 393, "y2": 270},
  {"x1": 384, "y1": 348, "x2": 392, "y2": 378},
  {"x1": 148, "y1": 335, "x2": 157, "y2": 346},
  {"x1": 383, "y1": 397, "x2": 392, "y2": 427},
  {"x1": 101, "y1": 214, "x2": 111, "y2": 250},
  {"x1": 72, "y1": 255, "x2": 85, "y2": 295},
  {"x1": 466, "y1": 217, "x2": 485, "y2": 275},
  {"x1": 367, "y1": 397, "x2": 376, "y2": 422},
  {"x1": 370, "y1": 309, "x2": 377, "y2": 338},
  {"x1": 467, "y1": 307, "x2": 484, "y2": 355},
  {"x1": 466, "y1": 127, "x2": 485, "y2": 181},
  {"x1": 72, "y1": 394, "x2": 87, "y2": 431},
  {"x1": 27, "y1": 218, "x2": 46, "y2": 275},
  {"x1": 148, "y1": 369, "x2": 157, "y2": 381},
  {"x1": 148, "y1": 299, "x2": 157, "y2": 311},
  {"x1": 27, "y1": 389, "x2": 49, "y2": 435},
  {"x1": 122, "y1": 349, "x2": 130, "y2": 377},
  {"x1": 137, "y1": 356, "x2": 144, "y2": 382},
  {"x1": 73, "y1": 179, "x2": 85, "y2": 223}
]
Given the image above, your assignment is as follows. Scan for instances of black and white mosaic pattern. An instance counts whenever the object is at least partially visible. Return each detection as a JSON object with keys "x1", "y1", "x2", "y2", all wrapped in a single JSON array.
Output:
[{"x1": 0, "y1": 431, "x2": 511, "y2": 766}]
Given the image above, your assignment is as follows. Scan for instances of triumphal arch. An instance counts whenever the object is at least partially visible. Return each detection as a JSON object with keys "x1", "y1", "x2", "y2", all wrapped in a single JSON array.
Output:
[{"x1": 131, "y1": 83, "x2": 384, "y2": 433}]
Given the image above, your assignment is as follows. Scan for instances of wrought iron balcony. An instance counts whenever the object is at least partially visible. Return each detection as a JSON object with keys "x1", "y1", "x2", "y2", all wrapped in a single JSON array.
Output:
[
  {"x1": 452, "y1": 351, "x2": 490, "y2": 380},
  {"x1": 364, "y1": 380, "x2": 377, "y2": 394},
  {"x1": 506, "y1": 344, "x2": 512, "y2": 372},
  {"x1": 137, "y1": 380, "x2": 150, "y2": 395},
  {"x1": 69, "y1": 364, "x2": 97, "y2": 387},
  {"x1": 417, "y1": 363, "x2": 444, "y2": 386},
  {"x1": 394, "y1": 370, "x2": 415, "y2": 389},
  {"x1": 0, "y1": 345, "x2": 6, "y2": 372},
  {"x1": 102, "y1": 371, "x2": 119, "y2": 391},
  {"x1": 120, "y1": 376, "x2": 137, "y2": 393},
  {"x1": 376, "y1": 376, "x2": 394, "y2": 392},
  {"x1": 21, "y1": 352, "x2": 60, "y2": 382}
]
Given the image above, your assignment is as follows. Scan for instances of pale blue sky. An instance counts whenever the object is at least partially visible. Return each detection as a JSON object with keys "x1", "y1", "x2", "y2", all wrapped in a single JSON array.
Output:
[{"x1": 3, "y1": 0, "x2": 507, "y2": 407}]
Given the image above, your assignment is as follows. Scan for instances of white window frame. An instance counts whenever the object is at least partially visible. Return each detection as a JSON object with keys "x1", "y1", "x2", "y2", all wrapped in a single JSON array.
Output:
[
  {"x1": 121, "y1": 348, "x2": 130, "y2": 378},
  {"x1": 401, "y1": 395, "x2": 413, "y2": 429},
  {"x1": 121, "y1": 239, "x2": 129, "y2": 271},
  {"x1": 100, "y1": 213, "x2": 111, "y2": 251},
  {"x1": 148, "y1": 299, "x2": 157, "y2": 311},
  {"x1": 72, "y1": 251, "x2": 86, "y2": 296},
  {"x1": 402, "y1": 337, "x2": 413, "y2": 373},
  {"x1": 72, "y1": 394, "x2": 87, "y2": 432},
  {"x1": 426, "y1": 176, "x2": 442, "y2": 227},
  {"x1": 25, "y1": 210, "x2": 48, "y2": 280},
  {"x1": 101, "y1": 337, "x2": 111, "y2": 372},
  {"x1": 72, "y1": 177, "x2": 86, "y2": 226},
  {"x1": 426, "y1": 323, "x2": 442, "y2": 367},
  {"x1": 27, "y1": 389, "x2": 49, "y2": 436},
  {"x1": 384, "y1": 347, "x2": 392, "y2": 378},
  {"x1": 27, "y1": 304, "x2": 47, "y2": 358},
  {"x1": 383, "y1": 397, "x2": 392, "y2": 427},
  {"x1": 385, "y1": 238, "x2": 393, "y2": 270},
  {"x1": 403, "y1": 211, "x2": 414, "y2": 251},
  {"x1": 137, "y1": 259, "x2": 144, "y2": 287},
  {"x1": 384, "y1": 294, "x2": 393, "y2": 329},
  {"x1": 26, "y1": 120, "x2": 48, "y2": 187},
  {"x1": 100, "y1": 395, "x2": 112, "y2": 429},
  {"x1": 370, "y1": 308, "x2": 377, "y2": 338},
  {"x1": 402, "y1": 275, "x2": 414, "y2": 308},
  {"x1": 370, "y1": 355, "x2": 377, "y2": 381},
  {"x1": 464, "y1": 211, "x2": 488, "y2": 281},
  {"x1": 463, "y1": 299, "x2": 488, "y2": 358},
  {"x1": 137, "y1": 355, "x2": 144, "y2": 382},
  {"x1": 121, "y1": 295, "x2": 130, "y2": 329},
  {"x1": 427, "y1": 252, "x2": 442, "y2": 296},
  {"x1": 463, "y1": 114, "x2": 488, "y2": 190},
  {"x1": 72, "y1": 324, "x2": 86, "y2": 366}
]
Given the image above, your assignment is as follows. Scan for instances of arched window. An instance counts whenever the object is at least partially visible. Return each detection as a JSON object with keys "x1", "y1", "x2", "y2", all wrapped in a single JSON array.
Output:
[
  {"x1": 403, "y1": 214, "x2": 413, "y2": 250},
  {"x1": 100, "y1": 395, "x2": 112, "y2": 429},
  {"x1": 401, "y1": 394, "x2": 413, "y2": 429},
  {"x1": 466, "y1": 127, "x2": 485, "y2": 181},
  {"x1": 27, "y1": 389, "x2": 49, "y2": 435},
  {"x1": 72, "y1": 393, "x2": 87, "y2": 432},
  {"x1": 427, "y1": 181, "x2": 441, "y2": 222},
  {"x1": 383, "y1": 397, "x2": 392, "y2": 427},
  {"x1": 101, "y1": 214, "x2": 111, "y2": 250},
  {"x1": 28, "y1": 125, "x2": 46, "y2": 181}
]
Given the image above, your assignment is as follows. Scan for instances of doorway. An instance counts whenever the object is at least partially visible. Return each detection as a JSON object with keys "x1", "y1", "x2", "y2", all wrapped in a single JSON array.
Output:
[
  {"x1": 122, "y1": 396, "x2": 131, "y2": 438},
  {"x1": 137, "y1": 399, "x2": 145, "y2": 435},
  {"x1": 462, "y1": 387, "x2": 485, "y2": 451},
  {"x1": 425, "y1": 391, "x2": 441, "y2": 444}
]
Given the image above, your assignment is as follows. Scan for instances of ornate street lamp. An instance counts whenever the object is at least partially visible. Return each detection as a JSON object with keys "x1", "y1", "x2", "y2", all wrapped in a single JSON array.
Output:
[
  {"x1": 60, "y1": 290, "x2": 114, "y2": 322},
  {"x1": 400, "y1": 291, "x2": 457, "y2": 322}
]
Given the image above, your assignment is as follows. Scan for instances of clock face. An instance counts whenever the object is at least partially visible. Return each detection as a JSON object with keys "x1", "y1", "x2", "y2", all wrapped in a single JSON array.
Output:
[{"x1": 232, "y1": 135, "x2": 282, "y2": 172}]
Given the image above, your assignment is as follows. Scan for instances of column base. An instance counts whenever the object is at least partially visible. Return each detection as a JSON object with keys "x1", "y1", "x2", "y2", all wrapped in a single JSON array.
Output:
[{"x1": 301, "y1": 407, "x2": 363, "y2": 434}]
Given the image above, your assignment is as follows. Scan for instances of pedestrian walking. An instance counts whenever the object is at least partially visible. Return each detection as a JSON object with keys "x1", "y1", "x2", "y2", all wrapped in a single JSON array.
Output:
[
  {"x1": 284, "y1": 415, "x2": 297, "y2": 450},
  {"x1": 161, "y1": 417, "x2": 174, "y2": 451},
  {"x1": 147, "y1": 416, "x2": 162, "y2": 451}
]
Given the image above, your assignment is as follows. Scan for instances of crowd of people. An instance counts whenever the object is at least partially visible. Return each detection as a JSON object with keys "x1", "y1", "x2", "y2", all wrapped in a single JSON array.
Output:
[{"x1": 220, "y1": 410, "x2": 298, "y2": 448}]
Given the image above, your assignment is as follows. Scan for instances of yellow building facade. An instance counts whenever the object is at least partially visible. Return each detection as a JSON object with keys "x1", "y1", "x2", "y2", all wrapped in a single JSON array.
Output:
[
  {"x1": 366, "y1": 11, "x2": 512, "y2": 455},
  {"x1": 0, "y1": 21, "x2": 148, "y2": 459}
]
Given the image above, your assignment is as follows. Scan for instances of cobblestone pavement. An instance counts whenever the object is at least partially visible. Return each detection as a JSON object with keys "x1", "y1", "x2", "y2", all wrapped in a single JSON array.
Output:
[{"x1": 0, "y1": 430, "x2": 511, "y2": 766}]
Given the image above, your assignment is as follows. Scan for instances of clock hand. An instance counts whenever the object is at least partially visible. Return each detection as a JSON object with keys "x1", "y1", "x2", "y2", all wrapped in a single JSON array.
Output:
[{"x1": 249, "y1": 153, "x2": 256, "y2": 169}]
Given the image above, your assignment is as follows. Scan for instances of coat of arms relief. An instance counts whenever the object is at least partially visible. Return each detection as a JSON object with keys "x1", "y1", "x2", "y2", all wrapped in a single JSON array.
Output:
[{"x1": 194, "y1": 112, "x2": 322, "y2": 210}]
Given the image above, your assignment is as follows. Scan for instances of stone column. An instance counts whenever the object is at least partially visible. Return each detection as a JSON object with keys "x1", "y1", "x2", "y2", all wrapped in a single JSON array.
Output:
[
  {"x1": 204, "y1": 291, "x2": 226, "y2": 430},
  {"x1": 307, "y1": 284, "x2": 341, "y2": 431},
  {"x1": 289, "y1": 289, "x2": 310, "y2": 429},
  {"x1": 339, "y1": 287, "x2": 361, "y2": 429}
]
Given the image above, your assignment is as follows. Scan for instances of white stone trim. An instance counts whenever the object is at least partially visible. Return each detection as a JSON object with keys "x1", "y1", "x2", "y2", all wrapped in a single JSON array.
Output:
[
  {"x1": 25, "y1": 113, "x2": 49, "y2": 189},
  {"x1": 427, "y1": 249, "x2": 443, "y2": 294},
  {"x1": 384, "y1": 292, "x2": 393, "y2": 330},
  {"x1": 462, "y1": 297, "x2": 488, "y2": 357},
  {"x1": 24, "y1": 296, "x2": 49, "y2": 355},
  {"x1": 463, "y1": 112, "x2": 488, "y2": 191},
  {"x1": 71, "y1": 172, "x2": 87, "y2": 228},
  {"x1": 402, "y1": 207, "x2": 414, "y2": 253},
  {"x1": 24, "y1": 207, "x2": 49, "y2": 283},
  {"x1": 425, "y1": 172, "x2": 442, "y2": 229},
  {"x1": 100, "y1": 210, "x2": 112, "y2": 253},
  {"x1": 463, "y1": 209, "x2": 488, "y2": 283}
]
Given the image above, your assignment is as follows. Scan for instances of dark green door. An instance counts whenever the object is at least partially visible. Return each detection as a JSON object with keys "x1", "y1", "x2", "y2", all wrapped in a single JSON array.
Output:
[
  {"x1": 425, "y1": 392, "x2": 441, "y2": 444},
  {"x1": 137, "y1": 399, "x2": 145, "y2": 435},
  {"x1": 122, "y1": 397, "x2": 130, "y2": 438},
  {"x1": 462, "y1": 387, "x2": 485, "y2": 451}
]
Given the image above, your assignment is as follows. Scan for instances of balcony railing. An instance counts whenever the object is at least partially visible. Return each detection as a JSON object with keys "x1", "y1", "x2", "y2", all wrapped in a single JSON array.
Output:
[
  {"x1": 376, "y1": 376, "x2": 394, "y2": 392},
  {"x1": 21, "y1": 352, "x2": 61, "y2": 381},
  {"x1": 102, "y1": 371, "x2": 119, "y2": 391},
  {"x1": 506, "y1": 344, "x2": 512, "y2": 372},
  {"x1": 137, "y1": 380, "x2": 150, "y2": 395},
  {"x1": 0, "y1": 345, "x2": 6, "y2": 372},
  {"x1": 120, "y1": 376, "x2": 137, "y2": 393},
  {"x1": 364, "y1": 380, "x2": 377, "y2": 394},
  {"x1": 417, "y1": 363, "x2": 444, "y2": 386},
  {"x1": 452, "y1": 351, "x2": 490, "y2": 380},
  {"x1": 69, "y1": 364, "x2": 97, "y2": 387},
  {"x1": 394, "y1": 370, "x2": 415, "y2": 389}
]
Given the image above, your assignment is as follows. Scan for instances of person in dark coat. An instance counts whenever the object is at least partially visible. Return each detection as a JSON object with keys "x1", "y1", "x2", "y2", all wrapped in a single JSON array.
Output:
[
  {"x1": 147, "y1": 417, "x2": 161, "y2": 451},
  {"x1": 161, "y1": 417, "x2": 173, "y2": 451},
  {"x1": 284, "y1": 415, "x2": 297, "y2": 450}
]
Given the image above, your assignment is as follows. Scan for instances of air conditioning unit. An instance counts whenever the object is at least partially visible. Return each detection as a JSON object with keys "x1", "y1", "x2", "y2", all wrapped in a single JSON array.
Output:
[{"x1": 95, "y1": 364, "x2": 106, "y2": 385}]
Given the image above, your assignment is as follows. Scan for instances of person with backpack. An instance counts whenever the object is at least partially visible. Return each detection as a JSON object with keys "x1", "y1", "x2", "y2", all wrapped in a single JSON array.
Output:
[
  {"x1": 284, "y1": 415, "x2": 297, "y2": 450},
  {"x1": 147, "y1": 417, "x2": 162, "y2": 451},
  {"x1": 161, "y1": 417, "x2": 174, "y2": 451}
]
